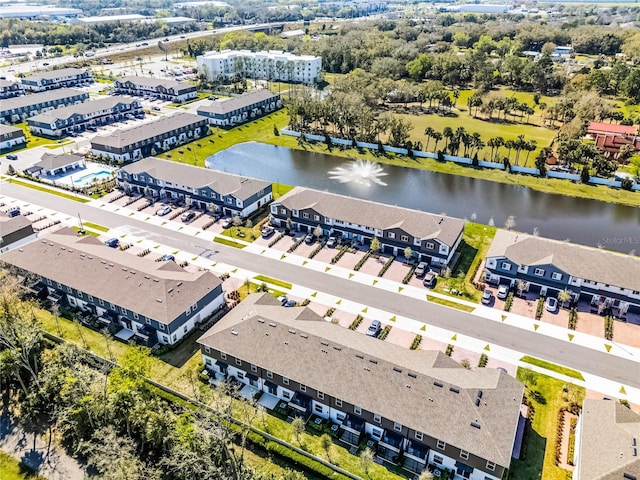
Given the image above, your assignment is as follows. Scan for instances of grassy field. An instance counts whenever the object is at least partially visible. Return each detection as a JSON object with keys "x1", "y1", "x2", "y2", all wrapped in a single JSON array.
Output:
[
  {"x1": 253, "y1": 275, "x2": 293, "y2": 290},
  {"x1": 520, "y1": 356, "x2": 585, "y2": 381},
  {"x1": 426, "y1": 295, "x2": 475, "y2": 312},
  {"x1": 0, "y1": 451, "x2": 47, "y2": 480},
  {"x1": 509, "y1": 368, "x2": 585, "y2": 480},
  {"x1": 0, "y1": 123, "x2": 66, "y2": 155},
  {"x1": 5, "y1": 178, "x2": 90, "y2": 203}
]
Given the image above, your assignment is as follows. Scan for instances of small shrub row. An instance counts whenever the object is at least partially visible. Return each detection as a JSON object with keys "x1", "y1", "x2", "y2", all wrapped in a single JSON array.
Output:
[
  {"x1": 604, "y1": 315, "x2": 614, "y2": 340},
  {"x1": 568, "y1": 307, "x2": 578, "y2": 330},
  {"x1": 268, "y1": 232, "x2": 285, "y2": 247},
  {"x1": 478, "y1": 353, "x2": 489, "y2": 368},
  {"x1": 324, "y1": 307, "x2": 336, "y2": 318},
  {"x1": 348, "y1": 314, "x2": 363, "y2": 331},
  {"x1": 330, "y1": 245, "x2": 349, "y2": 264},
  {"x1": 168, "y1": 208, "x2": 187, "y2": 221},
  {"x1": 219, "y1": 273, "x2": 230, "y2": 281},
  {"x1": 308, "y1": 242, "x2": 325, "y2": 259},
  {"x1": 378, "y1": 325, "x2": 392, "y2": 341},
  {"x1": 227, "y1": 290, "x2": 240, "y2": 301},
  {"x1": 300, "y1": 299, "x2": 311, "y2": 306},
  {"x1": 353, "y1": 250, "x2": 373, "y2": 272},
  {"x1": 136, "y1": 201, "x2": 150, "y2": 211},
  {"x1": 287, "y1": 235, "x2": 305, "y2": 253},
  {"x1": 377, "y1": 255, "x2": 395, "y2": 277},
  {"x1": 402, "y1": 265, "x2": 417, "y2": 284},
  {"x1": 119, "y1": 243, "x2": 132, "y2": 251},
  {"x1": 535, "y1": 297, "x2": 545, "y2": 320},
  {"x1": 410, "y1": 334, "x2": 423, "y2": 350},
  {"x1": 202, "y1": 219, "x2": 216, "y2": 230},
  {"x1": 504, "y1": 292, "x2": 514, "y2": 312},
  {"x1": 178, "y1": 261, "x2": 188, "y2": 268},
  {"x1": 445, "y1": 344, "x2": 454, "y2": 357},
  {"x1": 137, "y1": 248, "x2": 151, "y2": 257},
  {"x1": 124, "y1": 195, "x2": 141, "y2": 207}
]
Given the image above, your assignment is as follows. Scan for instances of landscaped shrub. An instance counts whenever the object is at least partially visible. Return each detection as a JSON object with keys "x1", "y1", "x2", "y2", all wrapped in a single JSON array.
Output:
[
  {"x1": 478, "y1": 353, "x2": 489, "y2": 368},
  {"x1": 219, "y1": 273, "x2": 230, "y2": 281},
  {"x1": 535, "y1": 297, "x2": 545, "y2": 320},
  {"x1": 353, "y1": 250, "x2": 372, "y2": 271},
  {"x1": 568, "y1": 307, "x2": 578, "y2": 330},
  {"x1": 410, "y1": 334, "x2": 422, "y2": 350},
  {"x1": 445, "y1": 344, "x2": 454, "y2": 356},
  {"x1": 504, "y1": 292, "x2": 514, "y2": 312},
  {"x1": 268, "y1": 232, "x2": 285, "y2": 247},
  {"x1": 378, "y1": 325, "x2": 392, "y2": 341},
  {"x1": 377, "y1": 255, "x2": 395, "y2": 277},
  {"x1": 287, "y1": 235, "x2": 305, "y2": 253},
  {"x1": 308, "y1": 241, "x2": 325, "y2": 259},
  {"x1": 348, "y1": 315, "x2": 363, "y2": 331},
  {"x1": 330, "y1": 245, "x2": 349, "y2": 264},
  {"x1": 604, "y1": 315, "x2": 614, "y2": 340},
  {"x1": 300, "y1": 299, "x2": 311, "y2": 306},
  {"x1": 137, "y1": 248, "x2": 151, "y2": 257},
  {"x1": 324, "y1": 307, "x2": 336, "y2": 318},
  {"x1": 402, "y1": 265, "x2": 416, "y2": 284}
]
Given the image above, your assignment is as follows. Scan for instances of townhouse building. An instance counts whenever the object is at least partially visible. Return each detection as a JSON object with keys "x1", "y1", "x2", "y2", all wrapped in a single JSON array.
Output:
[
  {"x1": 0, "y1": 79, "x2": 24, "y2": 99},
  {"x1": 198, "y1": 293, "x2": 524, "y2": 480},
  {"x1": 0, "y1": 213, "x2": 36, "y2": 253},
  {"x1": 113, "y1": 76, "x2": 197, "y2": 103},
  {"x1": 91, "y1": 112, "x2": 209, "y2": 162},
  {"x1": 196, "y1": 90, "x2": 281, "y2": 126},
  {"x1": 21, "y1": 68, "x2": 93, "y2": 92},
  {"x1": 270, "y1": 187, "x2": 465, "y2": 267},
  {"x1": 574, "y1": 399, "x2": 640, "y2": 480},
  {"x1": 27, "y1": 96, "x2": 143, "y2": 138},
  {"x1": 117, "y1": 157, "x2": 272, "y2": 218},
  {"x1": 197, "y1": 50, "x2": 322, "y2": 84},
  {"x1": 0, "y1": 88, "x2": 89, "y2": 124},
  {"x1": 0, "y1": 124, "x2": 26, "y2": 150},
  {"x1": 0, "y1": 227, "x2": 225, "y2": 346},
  {"x1": 484, "y1": 230, "x2": 640, "y2": 318}
]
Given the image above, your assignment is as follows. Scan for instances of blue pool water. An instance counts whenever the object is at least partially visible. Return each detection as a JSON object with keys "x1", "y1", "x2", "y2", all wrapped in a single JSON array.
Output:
[{"x1": 73, "y1": 170, "x2": 113, "y2": 185}]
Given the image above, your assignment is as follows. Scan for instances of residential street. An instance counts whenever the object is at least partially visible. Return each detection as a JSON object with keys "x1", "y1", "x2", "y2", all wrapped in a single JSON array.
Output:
[{"x1": 2, "y1": 181, "x2": 640, "y2": 388}]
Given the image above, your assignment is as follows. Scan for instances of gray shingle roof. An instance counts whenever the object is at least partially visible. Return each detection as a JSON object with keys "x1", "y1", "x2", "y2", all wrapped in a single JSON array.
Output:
[
  {"x1": 22, "y1": 67, "x2": 89, "y2": 82},
  {"x1": 275, "y1": 187, "x2": 465, "y2": 246},
  {"x1": 576, "y1": 399, "x2": 640, "y2": 480},
  {"x1": 0, "y1": 124, "x2": 24, "y2": 136},
  {"x1": 0, "y1": 79, "x2": 20, "y2": 88},
  {"x1": 120, "y1": 157, "x2": 271, "y2": 201},
  {"x1": 0, "y1": 213, "x2": 33, "y2": 239},
  {"x1": 117, "y1": 76, "x2": 194, "y2": 94},
  {"x1": 487, "y1": 230, "x2": 640, "y2": 292},
  {"x1": 28, "y1": 96, "x2": 138, "y2": 124},
  {"x1": 197, "y1": 90, "x2": 278, "y2": 116},
  {"x1": 91, "y1": 112, "x2": 207, "y2": 149},
  {"x1": 33, "y1": 153, "x2": 84, "y2": 170},
  {"x1": 0, "y1": 227, "x2": 222, "y2": 325},
  {"x1": 198, "y1": 293, "x2": 524, "y2": 467},
  {"x1": 0, "y1": 88, "x2": 88, "y2": 113}
]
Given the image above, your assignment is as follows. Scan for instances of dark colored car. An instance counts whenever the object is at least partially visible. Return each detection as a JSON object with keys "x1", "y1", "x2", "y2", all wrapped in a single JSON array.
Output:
[
  {"x1": 284, "y1": 299, "x2": 297, "y2": 307},
  {"x1": 7, "y1": 207, "x2": 20, "y2": 217},
  {"x1": 423, "y1": 271, "x2": 436, "y2": 288},
  {"x1": 181, "y1": 211, "x2": 196, "y2": 222},
  {"x1": 160, "y1": 254, "x2": 175, "y2": 262},
  {"x1": 105, "y1": 238, "x2": 120, "y2": 248},
  {"x1": 6, "y1": 154, "x2": 18, "y2": 160}
]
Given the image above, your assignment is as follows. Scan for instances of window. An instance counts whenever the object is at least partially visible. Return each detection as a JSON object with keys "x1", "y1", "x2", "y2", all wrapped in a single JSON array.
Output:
[
  {"x1": 205, "y1": 358, "x2": 212, "y2": 365},
  {"x1": 133, "y1": 313, "x2": 139, "y2": 320},
  {"x1": 388, "y1": 232, "x2": 395, "y2": 239},
  {"x1": 486, "y1": 461, "x2": 496, "y2": 471},
  {"x1": 314, "y1": 215, "x2": 320, "y2": 221},
  {"x1": 280, "y1": 208, "x2": 286, "y2": 215},
  {"x1": 87, "y1": 294, "x2": 93, "y2": 301},
  {"x1": 121, "y1": 307, "x2": 127, "y2": 315},
  {"x1": 393, "y1": 422, "x2": 402, "y2": 432},
  {"x1": 314, "y1": 404, "x2": 323, "y2": 414},
  {"x1": 220, "y1": 352, "x2": 227, "y2": 360},
  {"x1": 354, "y1": 406, "x2": 361, "y2": 415},
  {"x1": 501, "y1": 262, "x2": 511, "y2": 270},
  {"x1": 183, "y1": 325, "x2": 188, "y2": 333},
  {"x1": 302, "y1": 212, "x2": 309, "y2": 219},
  {"x1": 433, "y1": 455, "x2": 443, "y2": 464},
  {"x1": 146, "y1": 317, "x2": 151, "y2": 325},
  {"x1": 237, "y1": 372, "x2": 244, "y2": 380},
  {"x1": 159, "y1": 324, "x2": 165, "y2": 331},
  {"x1": 401, "y1": 235, "x2": 409, "y2": 242},
  {"x1": 317, "y1": 391, "x2": 324, "y2": 400},
  {"x1": 437, "y1": 440, "x2": 446, "y2": 450},
  {"x1": 77, "y1": 291, "x2": 83, "y2": 298},
  {"x1": 204, "y1": 346, "x2": 210, "y2": 353},
  {"x1": 300, "y1": 384, "x2": 306, "y2": 392},
  {"x1": 552, "y1": 272, "x2": 563, "y2": 281},
  {"x1": 67, "y1": 286, "x2": 72, "y2": 293},
  {"x1": 460, "y1": 450, "x2": 469, "y2": 460},
  {"x1": 426, "y1": 242, "x2": 435, "y2": 250},
  {"x1": 282, "y1": 391, "x2": 291, "y2": 400},
  {"x1": 336, "y1": 412, "x2": 346, "y2": 421},
  {"x1": 415, "y1": 431, "x2": 423, "y2": 441},
  {"x1": 251, "y1": 364, "x2": 257, "y2": 372},
  {"x1": 335, "y1": 399, "x2": 342, "y2": 407},
  {"x1": 374, "y1": 414, "x2": 381, "y2": 423},
  {"x1": 235, "y1": 358, "x2": 242, "y2": 366},
  {"x1": 110, "y1": 303, "x2": 116, "y2": 310},
  {"x1": 283, "y1": 377, "x2": 289, "y2": 385},
  {"x1": 266, "y1": 370, "x2": 273, "y2": 379},
  {"x1": 534, "y1": 268, "x2": 545, "y2": 276},
  {"x1": 47, "y1": 279, "x2": 52, "y2": 285},
  {"x1": 186, "y1": 307, "x2": 191, "y2": 316}
]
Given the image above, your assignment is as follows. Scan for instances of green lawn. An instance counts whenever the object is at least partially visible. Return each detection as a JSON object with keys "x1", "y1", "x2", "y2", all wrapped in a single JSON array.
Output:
[
  {"x1": 5, "y1": 178, "x2": 90, "y2": 203},
  {"x1": 0, "y1": 451, "x2": 47, "y2": 480},
  {"x1": 520, "y1": 356, "x2": 585, "y2": 381},
  {"x1": 82, "y1": 221, "x2": 109, "y2": 232},
  {"x1": 426, "y1": 295, "x2": 475, "y2": 312},
  {"x1": 213, "y1": 236, "x2": 246, "y2": 249},
  {"x1": 254, "y1": 275, "x2": 293, "y2": 290},
  {"x1": 509, "y1": 369, "x2": 584, "y2": 480},
  {"x1": 0, "y1": 123, "x2": 67, "y2": 155}
]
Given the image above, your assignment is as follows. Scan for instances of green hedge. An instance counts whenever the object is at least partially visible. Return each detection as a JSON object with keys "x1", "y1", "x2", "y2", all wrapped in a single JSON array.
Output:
[
  {"x1": 410, "y1": 334, "x2": 422, "y2": 350},
  {"x1": 349, "y1": 314, "x2": 363, "y2": 331}
]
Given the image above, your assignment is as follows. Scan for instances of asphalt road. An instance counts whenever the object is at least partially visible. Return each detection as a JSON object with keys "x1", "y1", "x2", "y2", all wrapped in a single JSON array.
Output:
[{"x1": 3, "y1": 182, "x2": 640, "y2": 388}]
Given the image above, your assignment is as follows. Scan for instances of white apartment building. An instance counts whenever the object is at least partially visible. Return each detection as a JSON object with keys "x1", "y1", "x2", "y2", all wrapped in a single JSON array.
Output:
[{"x1": 196, "y1": 50, "x2": 322, "y2": 84}]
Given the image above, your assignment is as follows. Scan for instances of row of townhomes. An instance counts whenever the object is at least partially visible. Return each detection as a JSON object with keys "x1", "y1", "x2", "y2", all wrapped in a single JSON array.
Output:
[
  {"x1": 197, "y1": 293, "x2": 524, "y2": 480},
  {"x1": 0, "y1": 227, "x2": 225, "y2": 346},
  {"x1": 0, "y1": 79, "x2": 24, "y2": 99},
  {"x1": 116, "y1": 157, "x2": 273, "y2": 218},
  {"x1": 0, "y1": 88, "x2": 89, "y2": 124},
  {"x1": 574, "y1": 399, "x2": 640, "y2": 480},
  {"x1": 113, "y1": 76, "x2": 197, "y2": 103},
  {"x1": 20, "y1": 67, "x2": 93, "y2": 92},
  {"x1": 90, "y1": 112, "x2": 209, "y2": 162},
  {"x1": 0, "y1": 213, "x2": 36, "y2": 253},
  {"x1": 0, "y1": 124, "x2": 26, "y2": 150},
  {"x1": 27, "y1": 96, "x2": 143, "y2": 138},
  {"x1": 271, "y1": 187, "x2": 465, "y2": 267},
  {"x1": 196, "y1": 50, "x2": 322, "y2": 84},
  {"x1": 196, "y1": 90, "x2": 282, "y2": 126},
  {"x1": 484, "y1": 230, "x2": 640, "y2": 318}
]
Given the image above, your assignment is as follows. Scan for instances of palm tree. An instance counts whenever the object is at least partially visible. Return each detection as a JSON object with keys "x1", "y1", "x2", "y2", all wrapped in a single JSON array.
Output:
[
  {"x1": 443, "y1": 127, "x2": 453, "y2": 151},
  {"x1": 524, "y1": 140, "x2": 537, "y2": 165},
  {"x1": 424, "y1": 126, "x2": 435, "y2": 152},
  {"x1": 558, "y1": 289, "x2": 572, "y2": 308},
  {"x1": 504, "y1": 139, "x2": 515, "y2": 161},
  {"x1": 432, "y1": 132, "x2": 443, "y2": 152},
  {"x1": 493, "y1": 136, "x2": 505, "y2": 161}
]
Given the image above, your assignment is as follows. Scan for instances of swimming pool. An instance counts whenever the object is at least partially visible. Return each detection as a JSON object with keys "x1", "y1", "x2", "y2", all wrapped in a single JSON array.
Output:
[{"x1": 73, "y1": 170, "x2": 113, "y2": 185}]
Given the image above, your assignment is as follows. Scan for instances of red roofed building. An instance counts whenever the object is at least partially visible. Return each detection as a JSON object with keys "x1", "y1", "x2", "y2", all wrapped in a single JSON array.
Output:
[{"x1": 587, "y1": 122, "x2": 640, "y2": 161}]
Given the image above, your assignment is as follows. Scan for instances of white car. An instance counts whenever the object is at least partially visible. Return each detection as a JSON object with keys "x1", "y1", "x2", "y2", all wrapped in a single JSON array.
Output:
[
  {"x1": 545, "y1": 297, "x2": 558, "y2": 313},
  {"x1": 497, "y1": 284, "x2": 509, "y2": 300},
  {"x1": 156, "y1": 206, "x2": 171, "y2": 216}
]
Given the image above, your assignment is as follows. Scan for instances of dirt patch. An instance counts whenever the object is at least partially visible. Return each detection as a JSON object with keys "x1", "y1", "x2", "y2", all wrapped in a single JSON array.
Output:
[
  {"x1": 384, "y1": 326, "x2": 415, "y2": 349},
  {"x1": 358, "y1": 255, "x2": 386, "y2": 276},
  {"x1": 382, "y1": 259, "x2": 413, "y2": 282},
  {"x1": 335, "y1": 250, "x2": 366, "y2": 270}
]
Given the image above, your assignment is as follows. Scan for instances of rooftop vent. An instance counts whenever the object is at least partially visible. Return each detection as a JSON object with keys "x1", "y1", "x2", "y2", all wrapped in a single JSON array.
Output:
[
  {"x1": 167, "y1": 288, "x2": 173, "y2": 294},
  {"x1": 320, "y1": 341, "x2": 329, "y2": 346},
  {"x1": 144, "y1": 275, "x2": 151, "y2": 279},
  {"x1": 450, "y1": 387, "x2": 460, "y2": 394},
  {"x1": 408, "y1": 372, "x2": 417, "y2": 379},
  {"x1": 101, "y1": 260, "x2": 107, "y2": 264},
  {"x1": 122, "y1": 267, "x2": 127, "y2": 272},
  {"x1": 369, "y1": 359, "x2": 378, "y2": 365},
  {"x1": 269, "y1": 322, "x2": 276, "y2": 327},
  {"x1": 177, "y1": 281, "x2": 183, "y2": 287},
  {"x1": 364, "y1": 367, "x2": 370, "y2": 372},
  {"x1": 231, "y1": 330, "x2": 238, "y2": 336},
  {"x1": 80, "y1": 253, "x2": 85, "y2": 257},
  {"x1": 300, "y1": 334, "x2": 308, "y2": 339},
  {"x1": 477, "y1": 390, "x2": 483, "y2": 399},
  {"x1": 475, "y1": 398, "x2": 481, "y2": 407},
  {"x1": 284, "y1": 341, "x2": 289, "y2": 345},
  {"x1": 108, "y1": 263, "x2": 114, "y2": 267},
  {"x1": 68, "y1": 249, "x2": 73, "y2": 253},
  {"x1": 156, "y1": 298, "x2": 163, "y2": 303},
  {"x1": 333, "y1": 346, "x2": 342, "y2": 351},
  {"x1": 60, "y1": 247, "x2": 66, "y2": 250},
  {"x1": 406, "y1": 384, "x2": 411, "y2": 388},
  {"x1": 434, "y1": 381, "x2": 443, "y2": 388},
  {"x1": 470, "y1": 422, "x2": 481, "y2": 429},
  {"x1": 87, "y1": 256, "x2": 93, "y2": 259},
  {"x1": 356, "y1": 354, "x2": 364, "y2": 359},
  {"x1": 257, "y1": 319, "x2": 265, "y2": 324},
  {"x1": 393, "y1": 367, "x2": 402, "y2": 373},
  {"x1": 321, "y1": 349, "x2": 328, "y2": 354},
  {"x1": 288, "y1": 329, "x2": 297, "y2": 335}
]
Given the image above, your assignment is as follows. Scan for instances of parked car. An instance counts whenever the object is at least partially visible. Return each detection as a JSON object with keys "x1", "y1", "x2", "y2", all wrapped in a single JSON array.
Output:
[
  {"x1": 181, "y1": 211, "x2": 196, "y2": 222},
  {"x1": 366, "y1": 320, "x2": 382, "y2": 337},
  {"x1": 156, "y1": 206, "x2": 171, "y2": 216},
  {"x1": 261, "y1": 226, "x2": 275, "y2": 238},
  {"x1": 284, "y1": 299, "x2": 297, "y2": 307},
  {"x1": 304, "y1": 234, "x2": 315, "y2": 244},
  {"x1": 105, "y1": 238, "x2": 119, "y2": 248},
  {"x1": 7, "y1": 207, "x2": 20, "y2": 217},
  {"x1": 221, "y1": 218, "x2": 233, "y2": 229},
  {"x1": 160, "y1": 254, "x2": 175, "y2": 262},
  {"x1": 423, "y1": 271, "x2": 436, "y2": 288},
  {"x1": 415, "y1": 261, "x2": 429, "y2": 278},
  {"x1": 326, "y1": 236, "x2": 338, "y2": 248},
  {"x1": 497, "y1": 284, "x2": 510, "y2": 300},
  {"x1": 208, "y1": 95, "x2": 218, "y2": 100},
  {"x1": 6, "y1": 154, "x2": 18, "y2": 160},
  {"x1": 152, "y1": 106, "x2": 161, "y2": 111},
  {"x1": 481, "y1": 290, "x2": 493, "y2": 305},
  {"x1": 277, "y1": 295, "x2": 288, "y2": 305},
  {"x1": 545, "y1": 297, "x2": 558, "y2": 313}
]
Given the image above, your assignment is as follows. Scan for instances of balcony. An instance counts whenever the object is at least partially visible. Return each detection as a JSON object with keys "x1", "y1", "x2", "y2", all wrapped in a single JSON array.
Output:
[
  {"x1": 339, "y1": 413, "x2": 364, "y2": 446},
  {"x1": 288, "y1": 392, "x2": 311, "y2": 415}
]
